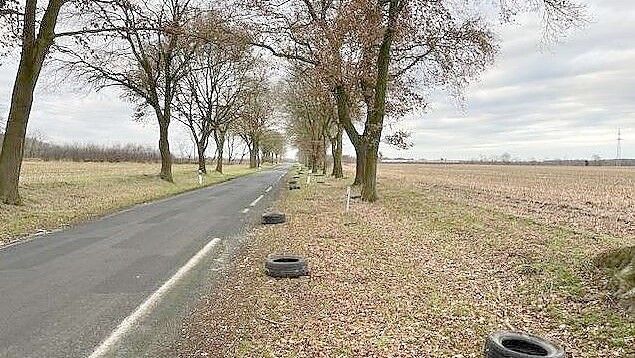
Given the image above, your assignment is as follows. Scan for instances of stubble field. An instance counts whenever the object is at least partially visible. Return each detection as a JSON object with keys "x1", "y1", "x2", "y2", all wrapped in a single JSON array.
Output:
[{"x1": 174, "y1": 164, "x2": 634, "y2": 357}]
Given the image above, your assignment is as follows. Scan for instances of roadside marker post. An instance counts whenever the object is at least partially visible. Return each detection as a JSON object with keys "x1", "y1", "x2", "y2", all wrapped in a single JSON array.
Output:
[
  {"x1": 307, "y1": 175, "x2": 311, "y2": 185},
  {"x1": 346, "y1": 186, "x2": 351, "y2": 212},
  {"x1": 197, "y1": 170, "x2": 204, "y2": 186}
]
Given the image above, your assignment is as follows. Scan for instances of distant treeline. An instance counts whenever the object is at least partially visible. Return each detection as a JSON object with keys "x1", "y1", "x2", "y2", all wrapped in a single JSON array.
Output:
[
  {"x1": 0, "y1": 132, "x2": 164, "y2": 163},
  {"x1": 382, "y1": 158, "x2": 635, "y2": 167}
]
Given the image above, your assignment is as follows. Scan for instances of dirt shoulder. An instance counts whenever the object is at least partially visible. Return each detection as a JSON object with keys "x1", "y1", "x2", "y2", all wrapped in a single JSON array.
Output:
[{"x1": 174, "y1": 166, "x2": 634, "y2": 357}]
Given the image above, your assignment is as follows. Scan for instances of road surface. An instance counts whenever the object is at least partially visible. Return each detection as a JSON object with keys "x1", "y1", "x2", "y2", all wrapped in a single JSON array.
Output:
[{"x1": 0, "y1": 165, "x2": 289, "y2": 357}]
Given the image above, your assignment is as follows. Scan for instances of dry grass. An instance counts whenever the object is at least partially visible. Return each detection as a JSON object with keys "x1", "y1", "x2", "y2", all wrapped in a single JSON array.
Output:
[
  {"x1": 0, "y1": 161, "x2": 257, "y2": 246},
  {"x1": 174, "y1": 164, "x2": 634, "y2": 357}
]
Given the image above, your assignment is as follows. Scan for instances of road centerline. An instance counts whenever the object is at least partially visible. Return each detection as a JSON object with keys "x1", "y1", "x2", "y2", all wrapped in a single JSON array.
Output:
[{"x1": 249, "y1": 194, "x2": 264, "y2": 207}]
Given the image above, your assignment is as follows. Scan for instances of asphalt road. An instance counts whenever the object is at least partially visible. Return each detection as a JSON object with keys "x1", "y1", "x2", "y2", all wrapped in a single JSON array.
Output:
[{"x1": 0, "y1": 165, "x2": 290, "y2": 357}]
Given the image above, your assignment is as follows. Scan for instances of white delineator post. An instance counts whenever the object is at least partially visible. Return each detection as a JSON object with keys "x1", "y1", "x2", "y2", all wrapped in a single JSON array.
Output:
[
  {"x1": 346, "y1": 186, "x2": 351, "y2": 213},
  {"x1": 307, "y1": 175, "x2": 311, "y2": 185}
]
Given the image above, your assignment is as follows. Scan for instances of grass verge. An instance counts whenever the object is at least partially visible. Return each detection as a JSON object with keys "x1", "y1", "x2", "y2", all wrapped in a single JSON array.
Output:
[
  {"x1": 0, "y1": 161, "x2": 258, "y2": 246},
  {"x1": 174, "y1": 165, "x2": 634, "y2": 357}
]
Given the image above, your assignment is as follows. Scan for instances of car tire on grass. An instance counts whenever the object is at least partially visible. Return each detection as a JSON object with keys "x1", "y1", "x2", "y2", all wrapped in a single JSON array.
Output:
[
  {"x1": 265, "y1": 255, "x2": 309, "y2": 278},
  {"x1": 484, "y1": 331, "x2": 564, "y2": 358},
  {"x1": 262, "y1": 212, "x2": 286, "y2": 225}
]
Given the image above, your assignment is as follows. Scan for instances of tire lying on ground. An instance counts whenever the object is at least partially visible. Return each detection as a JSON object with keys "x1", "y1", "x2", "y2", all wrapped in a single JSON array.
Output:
[
  {"x1": 485, "y1": 331, "x2": 564, "y2": 358},
  {"x1": 265, "y1": 255, "x2": 309, "y2": 278},
  {"x1": 289, "y1": 184, "x2": 301, "y2": 190},
  {"x1": 262, "y1": 212, "x2": 286, "y2": 225}
]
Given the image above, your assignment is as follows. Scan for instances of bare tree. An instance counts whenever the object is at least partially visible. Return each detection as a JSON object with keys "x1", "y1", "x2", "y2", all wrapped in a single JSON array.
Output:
[
  {"x1": 58, "y1": 0, "x2": 203, "y2": 182},
  {"x1": 0, "y1": 0, "x2": 103, "y2": 204},
  {"x1": 235, "y1": 71, "x2": 273, "y2": 168},
  {"x1": 260, "y1": 130, "x2": 285, "y2": 164},
  {"x1": 174, "y1": 26, "x2": 255, "y2": 174},
  {"x1": 283, "y1": 72, "x2": 336, "y2": 174}
]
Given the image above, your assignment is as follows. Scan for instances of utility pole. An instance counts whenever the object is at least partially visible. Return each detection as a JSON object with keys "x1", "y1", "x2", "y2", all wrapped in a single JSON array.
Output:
[{"x1": 616, "y1": 127, "x2": 623, "y2": 166}]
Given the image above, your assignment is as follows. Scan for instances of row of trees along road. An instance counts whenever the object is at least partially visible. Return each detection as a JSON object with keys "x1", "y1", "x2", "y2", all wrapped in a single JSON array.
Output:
[
  {"x1": 0, "y1": 0, "x2": 282, "y2": 204},
  {"x1": 249, "y1": 0, "x2": 586, "y2": 202},
  {"x1": 0, "y1": 0, "x2": 586, "y2": 205}
]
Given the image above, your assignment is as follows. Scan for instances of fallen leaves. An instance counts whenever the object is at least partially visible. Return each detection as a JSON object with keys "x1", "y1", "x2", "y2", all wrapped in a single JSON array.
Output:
[{"x1": 175, "y1": 165, "x2": 635, "y2": 357}]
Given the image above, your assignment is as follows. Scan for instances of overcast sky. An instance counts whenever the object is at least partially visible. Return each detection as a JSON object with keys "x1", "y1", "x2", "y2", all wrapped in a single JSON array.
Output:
[{"x1": 0, "y1": 0, "x2": 633, "y2": 161}]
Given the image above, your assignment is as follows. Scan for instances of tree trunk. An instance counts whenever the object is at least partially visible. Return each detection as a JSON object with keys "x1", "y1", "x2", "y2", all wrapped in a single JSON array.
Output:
[
  {"x1": 334, "y1": 85, "x2": 366, "y2": 185},
  {"x1": 361, "y1": 5, "x2": 397, "y2": 202},
  {"x1": 353, "y1": 143, "x2": 366, "y2": 186},
  {"x1": 196, "y1": 142, "x2": 207, "y2": 174},
  {"x1": 0, "y1": 0, "x2": 60, "y2": 204},
  {"x1": 158, "y1": 119, "x2": 173, "y2": 182},
  {"x1": 226, "y1": 136, "x2": 234, "y2": 164},
  {"x1": 322, "y1": 137, "x2": 327, "y2": 175},
  {"x1": 215, "y1": 131, "x2": 226, "y2": 174},
  {"x1": 249, "y1": 143, "x2": 257, "y2": 168},
  {"x1": 0, "y1": 52, "x2": 42, "y2": 204},
  {"x1": 362, "y1": 138, "x2": 380, "y2": 201},
  {"x1": 239, "y1": 148, "x2": 246, "y2": 165},
  {"x1": 331, "y1": 128, "x2": 343, "y2": 178},
  {"x1": 254, "y1": 139, "x2": 261, "y2": 168}
]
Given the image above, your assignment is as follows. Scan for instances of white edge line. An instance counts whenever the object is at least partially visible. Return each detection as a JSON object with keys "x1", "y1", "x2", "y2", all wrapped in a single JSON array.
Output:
[
  {"x1": 265, "y1": 186, "x2": 272, "y2": 193},
  {"x1": 89, "y1": 237, "x2": 222, "y2": 358},
  {"x1": 249, "y1": 194, "x2": 264, "y2": 207},
  {"x1": 241, "y1": 208, "x2": 250, "y2": 214}
]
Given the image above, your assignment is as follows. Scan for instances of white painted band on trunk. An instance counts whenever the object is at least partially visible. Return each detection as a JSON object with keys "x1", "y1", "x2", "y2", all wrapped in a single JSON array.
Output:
[
  {"x1": 249, "y1": 195, "x2": 264, "y2": 207},
  {"x1": 89, "y1": 237, "x2": 222, "y2": 358}
]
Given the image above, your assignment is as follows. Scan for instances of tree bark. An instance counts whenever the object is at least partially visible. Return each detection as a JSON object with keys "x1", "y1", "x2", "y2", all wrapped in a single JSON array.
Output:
[
  {"x1": 214, "y1": 130, "x2": 226, "y2": 173},
  {"x1": 158, "y1": 118, "x2": 173, "y2": 182},
  {"x1": 353, "y1": 143, "x2": 366, "y2": 186},
  {"x1": 0, "y1": 66, "x2": 38, "y2": 204},
  {"x1": 196, "y1": 142, "x2": 207, "y2": 174},
  {"x1": 226, "y1": 136, "x2": 234, "y2": 165},
  {"x1": 322, "y1": 136, "x2": 327, "y2": 175},
  {"x1": 331, "y1": 127, "x2": 343, "y2": 178},
  {"x1": 249, "y1": 142, "x2": 257, "y2": 168},
  {"x1": 334, "y1": 85, "x2": 365, "y2": 185}
]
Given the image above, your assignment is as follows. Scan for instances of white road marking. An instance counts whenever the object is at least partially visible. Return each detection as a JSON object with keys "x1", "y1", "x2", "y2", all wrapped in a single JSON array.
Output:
[
  {"x1": 265, "y1": 186, "x2": 272, "y2": 193},
  {"x1": 250, "y1": 194, "x2": 264, "y2": 207},
  {"x1": 241, "y1": 208, "x2": 250, "y2": 214},
  {"x1": 88, "y1": 237, "x2": 222, "y2": 358}
]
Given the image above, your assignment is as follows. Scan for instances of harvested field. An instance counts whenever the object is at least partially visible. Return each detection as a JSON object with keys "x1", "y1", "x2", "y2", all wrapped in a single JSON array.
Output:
[
  {"x1": 0, "y1": 161, "x2": 256, "y2": 246},
  {"x1": 174, "y1": 164, "x2": 634, "y2": 357},
  {"x1": 382, "y1": 165, "x2": 635, "y2": 238}
]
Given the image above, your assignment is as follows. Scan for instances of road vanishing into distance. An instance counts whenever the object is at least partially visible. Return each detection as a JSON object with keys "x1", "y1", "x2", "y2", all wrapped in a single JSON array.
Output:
[{"x1": 0, "y1": 165, "x2": 290, "y2": 357}]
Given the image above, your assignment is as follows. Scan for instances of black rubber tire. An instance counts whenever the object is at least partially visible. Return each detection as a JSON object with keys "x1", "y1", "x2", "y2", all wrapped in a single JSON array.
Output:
[
  {"x1": 485, "y1": 331, "x2": 565, "y2": 358},
  {"x1": 288, "y1": 179, "x2": 298, "y2": 185},
  {"x1": 262, "y1": 212, "x2": 286, "y2": 225},
  {"x1": 289, "y1": 184, "x2": 300, "y2": 190},
  {"x1": 265, "y1": 255, "x2": 309, "y2": 278}
]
